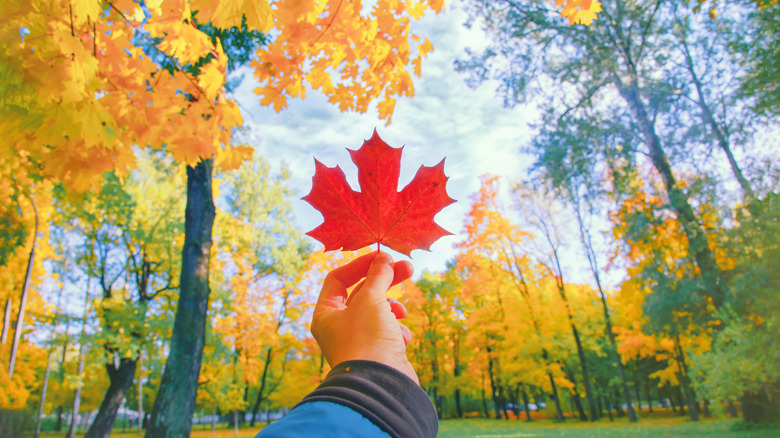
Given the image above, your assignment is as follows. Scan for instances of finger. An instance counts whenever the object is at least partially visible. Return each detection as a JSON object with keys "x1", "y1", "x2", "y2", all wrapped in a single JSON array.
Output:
[
  {"x1": 387, "y1": 297, "x2": 407, "y2": 320},
  {"x1": 346, "y1": 260, "x2": 414, "y2": 306},
  {"x1": 344, "y1": 280, "x2": 365, "y2": 306},
  {"x1": 351, "y1": 251, "x2": 394, "y2": 305},
  {"x1": 318, "y1": 252, "x2": 378, "y2": 305},
  {"x1": 399, "y1": 323, "x2": 412, "y2": 346}
]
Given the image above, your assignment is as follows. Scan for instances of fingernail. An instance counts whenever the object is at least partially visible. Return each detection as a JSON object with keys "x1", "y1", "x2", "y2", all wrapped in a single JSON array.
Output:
[{"x1": 373, "y1": 251, "x2": 393, "y2": 265}]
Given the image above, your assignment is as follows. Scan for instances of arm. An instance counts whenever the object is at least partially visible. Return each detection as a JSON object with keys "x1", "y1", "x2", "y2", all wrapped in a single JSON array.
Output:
[{"x1": 255, "y1": 252, "x2": 438, "y2": 438}]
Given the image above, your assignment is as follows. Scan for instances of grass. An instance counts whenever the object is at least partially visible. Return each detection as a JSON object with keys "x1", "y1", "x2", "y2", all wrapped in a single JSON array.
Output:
[
  {"x1": 37, "y1": 417, "x2": 779, "y2": 438},
  {"x1": 437, "y1": 418, "x2": 779, "y2": 438}
]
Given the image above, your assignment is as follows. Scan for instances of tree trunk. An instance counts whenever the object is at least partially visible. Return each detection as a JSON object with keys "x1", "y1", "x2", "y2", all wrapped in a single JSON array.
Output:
[
  {"x1": 486, "y1": 347, "x2": 502, "y2": 419},
  {"x1": 66, "y1": 342, "x2": 87, "y2": 438},
  {"x1": 548, "y1": 369, "x2": 565, "y2": 422},
  {"x1": 675, "y1": 384, "x2": 686, "y2": 415},
  {"x1": 613, "y1": 389, "x2": 625, "y2": 417},
  {"x1": 212, "y1": 402, "x2": 217, "y2": 438},
  {"x1": 545, "y1": 244, "x2": 598, "y2": 422},
  {"x1": 481, "y1": 372, "x2": 489, "y2": 418},
  {"x1": 676, "y1": 20, "x2": 754, "y2": 200},
  {"x1": 34, "y1": 351, "x2": 53, "y2": 438},
  {"x1": 1, "y1": 299, "x2": 10, "y2": 344},
  {"x1": 563, "y1": 301, "x2": 596, "y2": 421},
  {"x1": 727, "y1": 399, "x2": 737, "y2": 418},
  {"x1": 614, "y1": 76, "x2": 726, "y2": 309},
  {"x1": 521, "y1": 387, "x2": 532, "y2": 422},
  {"x1": 138, "y1": 350, "x2": 143, "y2": 436},
  {"x1": 9, "y1": 198, "x2": 38, "y2": 377},
  {"x1": 250, "y1": 348, "x2": 273, "y2": 427},
  {"x1": 563, "y1": 364, "x2": 588, "y2": 421},
  {"x1": 67, "y1": 274, "x2": 91, "y2": 438},
  {"x1": 508, "y1": 385, "x2": 520, "y2": 419},
  {"x1": 146, "y1": 158, "x2": 216, "y2": 438},
  {"x1": 55, "y1": 316, "x2": 71, "y2": 432},
  {"x1": 36, "y1": 254, "x2": 70, "y2": 438},
  {"x1": 571, "y1": 197, "x2": 636, "y2": 422},
  {"x1": 644, "y1": 377, "x2": 653, "y2": 413},
  {"x1": 453, "y1": 332, "x2": 463, "y2": 418},
  {"x1": 674, "y1": 336, "x2": 699, "y2": 421},
  {"x1": 85, "y1": 358, "x2": 138, "y2": 438},
  {"x1": 741, "y1": 392, "x2": 764, "y2": 423},
  {"x1": 633, "y1": 379, "x2": 642, "y2": 412}
]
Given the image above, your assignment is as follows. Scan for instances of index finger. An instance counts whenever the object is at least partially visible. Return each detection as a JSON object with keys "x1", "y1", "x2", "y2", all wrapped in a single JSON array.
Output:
[{"x1": 318, "y1": 252, "x2": 379, "y2": 305}]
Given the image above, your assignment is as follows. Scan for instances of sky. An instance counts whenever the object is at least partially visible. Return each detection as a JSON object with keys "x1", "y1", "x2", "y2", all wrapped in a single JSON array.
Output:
[{"x1": 231, "y1": 1, "x2": 545, "y2": 277}]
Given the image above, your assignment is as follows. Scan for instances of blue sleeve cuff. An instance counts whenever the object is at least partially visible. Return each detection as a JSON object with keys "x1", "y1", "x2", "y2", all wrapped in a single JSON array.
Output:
[{"x1": 255, "y1": 401, "x2": 390, "y2": 437}]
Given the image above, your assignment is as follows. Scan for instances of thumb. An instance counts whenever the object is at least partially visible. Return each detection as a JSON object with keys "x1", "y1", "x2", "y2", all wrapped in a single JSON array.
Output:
[{"x1": 353, "y1": 252, "x2": 394, "y2": 305}]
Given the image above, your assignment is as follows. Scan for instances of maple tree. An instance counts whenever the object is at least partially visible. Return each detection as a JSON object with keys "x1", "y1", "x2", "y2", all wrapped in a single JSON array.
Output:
[
  {"x1": 303, "y1": 130, "x2": 456, "y2": 256},
  {"x1": 3, "y1": 0, "x2": 450, "y2": 432},
  {"x1": 207, "y1": 154, "x2": 308, "y2": 427}
]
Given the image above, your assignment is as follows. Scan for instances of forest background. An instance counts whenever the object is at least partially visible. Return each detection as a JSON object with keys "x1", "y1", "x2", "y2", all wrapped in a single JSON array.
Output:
[{"x1": 0, "y1": 0, "x2": 778, "y2": 437}]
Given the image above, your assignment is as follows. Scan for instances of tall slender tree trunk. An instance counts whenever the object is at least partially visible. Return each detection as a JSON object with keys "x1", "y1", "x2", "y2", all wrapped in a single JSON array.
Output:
[
  {"x1": 675, "y1": 384, "x2": 686, "y2": 415},
  {"x1": 67, "y1": 273, "x2": 92, "y2": 438},
  {"x1": 675, "y1": 14, "x2": 754, "y2": 200},
  {"x1": 146, "y1": 158, "x2": 216, "y2": 438},
  {"x1": 726, "y1": 399, "x2": 737, "y2": 418},
  {"x1": 36, "y1": 251, "x2": 70, "y2": 438},
  {"x1": 614, "y1": 76, "x2": 726, "y2": 309},
  {"x1": 645, "y1": 378, "x2": 653, "y2": 413},
  {"x1": 603, "y1": 396, "x2": 613, "y2": 421},
  {"x1": 1, "y1": 299, "x2": 10, "y2": 344},
  {"x1": 35, "y1": 351, "x2": 52, "y2": 438},
  {"x1": 571, "y1": 197, "x2": 637, "y2": 421},
  {"x1": 481, "y1": 371, "x2": 489, "y2": 418},
  {"x1": 549, "y1": 375, "x2": 565, "y2": 422},
  {"x1": 613, "y1": 389, "x2": 625, "y2": 417},
  {"x1": 9, "y1": 198, "x2": 38, "y2": 377},
  {"x1": 521, "y1": 387, "x2": 532, "y2": 422},
  {"x1": 250, "y1": 347, "x2": 274, "y2": 427},
  {"x1": 55, "y1": 315, "x2": 71, "y2": 432},
  {"x1": 66, "y1": 341, "x2": 87, "y2": 438},
  {"x1": 563, "y1": 364, "x2": 588, "y2": 421},
  {"x1": 211, "y1": 402, "x2": 217, "y2": 438},
  {"x1": 541, "y1": 240, "x2": 597, "y2": 422},
  {"x1": 506, "y1": 255, "x2": 564, "y2": 422},
  {"x1": 138, "y1": 350, "x2": 144, "y2": 436},
  {"x1": 674, "y1": 336, "x2": 699, "y2": 421},
  {"x1": 453, "y1": 331, "x2": 463, "y2": 418},
  {"x1": 486, "y1": 347, "x2": 502, "y2": 419},
  {"x1": 85, "y1": 358, "x2": 138, "y2": 438}
]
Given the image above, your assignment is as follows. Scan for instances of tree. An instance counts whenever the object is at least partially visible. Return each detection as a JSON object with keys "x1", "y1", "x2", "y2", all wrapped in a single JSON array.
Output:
[
  {"x1": 512, "y1": 181, "x2": 599, "y2": 421},
  {"x1": 456, "y1": 175, "x2": 571, "y2": 421},
  {"x1": 209, "y1": 154, "x2": 308, "y2": 427},
  {"x1": 47, "y1": 149, "x2": 185, "y2": 438},
  {"x1": 3, "y1": 0, "x2": 447, "y2": 435},
  {"x1": 454, "y1": 0, "x2": 774, "y2": 313},
  {"x1": 730, "y1": 1, "x2": 780, "y2": 117}
]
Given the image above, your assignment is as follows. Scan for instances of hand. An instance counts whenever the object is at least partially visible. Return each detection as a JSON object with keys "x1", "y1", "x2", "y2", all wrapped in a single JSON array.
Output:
[{"x1": 310, "y1": 251, "x2": 418, "y2": 384}]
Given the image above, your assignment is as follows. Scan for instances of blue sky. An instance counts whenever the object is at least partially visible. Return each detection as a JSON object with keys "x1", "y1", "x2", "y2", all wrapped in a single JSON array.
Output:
[{"x1": 231, "y1": 1, "x2": 541, "y2": 276}]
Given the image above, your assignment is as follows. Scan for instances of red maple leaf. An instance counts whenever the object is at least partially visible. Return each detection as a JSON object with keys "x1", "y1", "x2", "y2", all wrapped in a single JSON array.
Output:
[{"x1": 302, "y1": 130, "x2": 456, "y2": 257}]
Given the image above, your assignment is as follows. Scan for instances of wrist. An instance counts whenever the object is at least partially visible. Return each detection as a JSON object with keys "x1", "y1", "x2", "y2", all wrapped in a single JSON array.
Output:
[{"x1": 330, "y1": 350, "x2": 418, "y2": 385}]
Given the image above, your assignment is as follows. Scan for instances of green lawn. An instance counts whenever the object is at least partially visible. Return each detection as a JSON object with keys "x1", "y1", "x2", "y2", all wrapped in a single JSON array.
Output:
[
  {"x1": 37, "y1": 417, "x2": 778, "y2": 437},
  {"x1": 437, "y1": 418, "x2": 778, "y2": 438}
]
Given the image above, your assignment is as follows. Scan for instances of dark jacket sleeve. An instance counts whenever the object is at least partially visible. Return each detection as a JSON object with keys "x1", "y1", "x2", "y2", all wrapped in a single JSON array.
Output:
[
  {"x1": 298, "y1": 360, "x2": 439, "y2": 438},
  {"x1": 294, "y1": 360, "x2": 438, "y2": 438}
]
